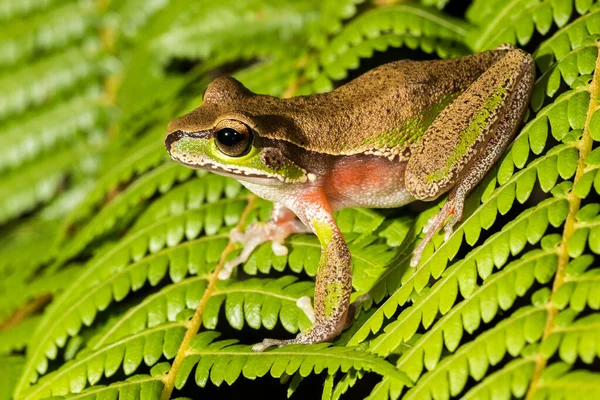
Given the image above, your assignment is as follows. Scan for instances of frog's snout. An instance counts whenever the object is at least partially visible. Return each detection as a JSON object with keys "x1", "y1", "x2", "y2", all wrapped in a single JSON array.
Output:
[{"x1": 165, "y1": 130, "x2": 185, "y2": 153}]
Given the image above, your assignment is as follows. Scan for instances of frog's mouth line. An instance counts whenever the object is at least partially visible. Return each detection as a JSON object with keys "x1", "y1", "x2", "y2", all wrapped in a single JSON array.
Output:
[{"x1": 176, "y1": 156, "x2": 276, "y2": 180}]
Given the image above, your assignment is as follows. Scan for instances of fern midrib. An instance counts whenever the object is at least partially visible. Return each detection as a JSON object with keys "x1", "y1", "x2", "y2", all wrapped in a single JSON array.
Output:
[
  {"x1": 213, "y1": 287, "x2": 300, "y2": 302},
  {"x1": 525, "y1": 44, "x2": 600, "y2": 400},
  {"x1": 159, "y1": 194, "x2": 258, "y2": 400}
]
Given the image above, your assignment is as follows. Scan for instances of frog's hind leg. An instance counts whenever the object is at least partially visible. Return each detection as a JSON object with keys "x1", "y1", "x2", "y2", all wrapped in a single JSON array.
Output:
[
  {"x1": 253, "y1": 191, "x2": 354, "y2": 352},
  {"x1": 406, "y1": 47, "x2": 535, "y2": 267}
]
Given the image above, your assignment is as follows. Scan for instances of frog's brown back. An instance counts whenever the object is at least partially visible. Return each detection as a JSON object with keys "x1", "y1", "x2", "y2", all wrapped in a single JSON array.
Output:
[{"x1": 174, "y1": 50, "x2": 512, "y2": 158}]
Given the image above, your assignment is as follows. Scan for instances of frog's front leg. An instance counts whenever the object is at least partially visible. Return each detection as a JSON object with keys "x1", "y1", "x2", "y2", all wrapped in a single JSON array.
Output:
[
  {"x1": 406, "y1": 46, "x2": 535, "y2": 267},
  {"x1": 220, "y1": 203, "x2": 309, "y2": 280},
  {"x1": 253, "y1": 191, "x2": 353, "y2": 351}
]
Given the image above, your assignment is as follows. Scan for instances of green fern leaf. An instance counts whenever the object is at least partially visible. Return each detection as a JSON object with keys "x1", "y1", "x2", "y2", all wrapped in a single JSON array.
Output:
[
  {"x1": 0, "y1": 317, "x2": 40, "y2": 355},
  {"x1": 174, "y1": 332, "x2": 412, "y2": 389},
  {"x1": 0, "y1": 355, "x2": 24, "y2": 400},
  {"x1": 57, "y1": 374, "x2": 165, "y2": 400},
  {"x1": 0, "y1": 1, "x2": 96, "y2": 68},
  {"x1": 0, "y1": 87, "x2": 102, "y2": 172},
  {"x1": 467, "y1": 0, "x2": 598, "y2": 51},
  {"x1": 21, "y1": 322, "x2": 185, "y2": 399},
  {"x1": 205, "y1": 276, "x2": 314, "y2": 332},
  {"x1": 0, "y1": 42, "x2": 108, "y2": 121}
]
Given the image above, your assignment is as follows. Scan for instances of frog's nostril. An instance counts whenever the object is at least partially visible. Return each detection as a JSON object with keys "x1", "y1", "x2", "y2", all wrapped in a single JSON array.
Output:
[{"x1": 165, "y1": 130, "x2": 185, "y2": 152}]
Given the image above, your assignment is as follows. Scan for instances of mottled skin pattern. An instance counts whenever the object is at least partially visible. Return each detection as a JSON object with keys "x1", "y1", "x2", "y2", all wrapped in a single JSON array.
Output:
[{"x1": 165, "y1": 45, "x2": 535, "y2": 350}]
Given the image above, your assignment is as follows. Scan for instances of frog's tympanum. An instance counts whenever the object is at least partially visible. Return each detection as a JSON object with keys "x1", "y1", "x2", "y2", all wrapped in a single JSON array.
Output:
[{"x1": 165, "y1": 45, "x2": 535, "y2": 351}]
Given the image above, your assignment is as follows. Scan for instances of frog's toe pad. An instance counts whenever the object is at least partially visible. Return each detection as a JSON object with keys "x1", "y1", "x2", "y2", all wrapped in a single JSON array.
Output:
[
  {"x1": 296, "y1": 296, "x2": 315, "y2": 324},
  {"x1": 272, "y1": 242, "x2": 289, "y2": 257}
]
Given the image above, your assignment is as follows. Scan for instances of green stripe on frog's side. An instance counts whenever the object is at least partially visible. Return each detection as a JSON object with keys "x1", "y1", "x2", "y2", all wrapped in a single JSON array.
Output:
[
  {"x1": 172, "y1": 137, "x2": 307, "y2": 183},
  {"x1": 360, "y1": 93, "x2": 457, "y2": 154},
  {"x1": 323, "y1": 281, "x2": 344, "y2": 319},
  {"x1": 427, "y1": 85, "x2": 507, "y2": 183}
]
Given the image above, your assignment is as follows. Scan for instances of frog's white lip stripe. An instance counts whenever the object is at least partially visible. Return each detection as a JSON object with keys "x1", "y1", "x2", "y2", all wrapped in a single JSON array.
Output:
[{"x1": 173, "y1": 154, "x2": 307, "y2": 184}]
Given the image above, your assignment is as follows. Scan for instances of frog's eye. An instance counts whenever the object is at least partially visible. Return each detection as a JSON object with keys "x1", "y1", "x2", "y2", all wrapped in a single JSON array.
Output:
[{"x1": 214, "y1": 120, "x2": 254, "y2": 157}]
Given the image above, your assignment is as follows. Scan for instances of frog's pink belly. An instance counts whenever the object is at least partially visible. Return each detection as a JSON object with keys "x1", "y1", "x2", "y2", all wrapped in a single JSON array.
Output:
[{"x1": 325, "y1": 155, "x2": 414, "y2": 210}]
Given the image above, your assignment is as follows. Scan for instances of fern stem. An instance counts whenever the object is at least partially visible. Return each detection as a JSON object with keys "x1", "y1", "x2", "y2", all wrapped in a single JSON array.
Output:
[
  {"x1": 526, "y1": 45, "x2": 600, "y2": 400},
  {"x1": 160, "y1": 194, "x2": 258, "y2": 400}
]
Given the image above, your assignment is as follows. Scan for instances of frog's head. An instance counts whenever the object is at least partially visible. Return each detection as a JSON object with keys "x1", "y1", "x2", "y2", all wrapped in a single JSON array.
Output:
[{"x1": 165, "y1": 76, "x2": 308, "y2": 185}]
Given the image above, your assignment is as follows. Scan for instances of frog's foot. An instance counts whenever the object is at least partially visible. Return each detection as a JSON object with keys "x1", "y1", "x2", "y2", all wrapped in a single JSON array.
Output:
[
  {"x1": 219, "y1": 219, "x2": 309, "y2": 280},
  {"x1": 252, "y1": 294, "x2": 370, "y2": 352},
  {"x1": 252, "y1": 324, "x2": 340, "y2": 352},
  {"x1": 410, "y1": 196, "x2": 464, "y2": 267}
]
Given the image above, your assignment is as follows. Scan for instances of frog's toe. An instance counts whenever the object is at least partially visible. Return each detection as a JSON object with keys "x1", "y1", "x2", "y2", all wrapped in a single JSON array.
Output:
[
  {"x1": 296, "y1": 296, "x2": 315, "y2": 324},
  {"x1": 271, "y1": 242, "x2": 288, "y2": 257},
  {"x1": 252, "y1": 337, "x2": 299, "y2": 352}
]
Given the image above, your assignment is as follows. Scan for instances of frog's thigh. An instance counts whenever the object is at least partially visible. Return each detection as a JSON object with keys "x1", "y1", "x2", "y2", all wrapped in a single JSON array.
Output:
[{"x1": 405, "y1": 49, "x2": 534, "y2": 200}]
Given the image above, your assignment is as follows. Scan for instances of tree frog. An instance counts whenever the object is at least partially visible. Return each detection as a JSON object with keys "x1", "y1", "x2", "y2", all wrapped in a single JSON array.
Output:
[{"x1": 165, "y1": 44, "x2": 534, "y2": 351}]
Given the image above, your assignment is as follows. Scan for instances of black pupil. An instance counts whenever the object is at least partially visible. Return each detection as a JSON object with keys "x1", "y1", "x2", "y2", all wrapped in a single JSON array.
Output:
[{"x1": 216, "y1": 128, "x2": 242, "y2": 146}]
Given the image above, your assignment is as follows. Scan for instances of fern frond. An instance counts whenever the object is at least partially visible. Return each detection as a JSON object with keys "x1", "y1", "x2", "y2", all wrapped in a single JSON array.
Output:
[
  {"x1": 131, "y1": 173, "x2": 243, "y2": 231},
  {"x1": 531, "y1": 7, "x2": 600, "y2": 110},
  {"x1": 62, "y1": 135, "x2": 168, "y2": 228},
  {"x1": 467, "y1": 0, "x2": 598, "y2": 51},
  {"x1": 553, "y1": 254, "x2": 600, "y2": 308},
  {"x1": 0, "y1": 355, "x2": 24, "y2": 400},
  {"x1": 396, "y1": 289, "x2": 550, "y2": 399},
  {"x1": 371, "y1": 246, "x2": 556, "y2": 366},
  {"x1": 0, "y1": 86, "x2": 102, "y2": 172},
  {"x1": 349, "y1": 166, "x2": 570, "y2": 347},
  {"x1": 0, "y1": 265, "x2": 81, "y2": 324},
  {"x1": 0, "y1": 317, "x2": 40, "y2": 355},
  {"x1": 533, "y1": 363, "x2": 600, "y2": 397},
  {"x1": 155, "y1": 0, "x2": 319, "y2": 62},
  {"x1": 307, "y1": 0, "x2": 365, "y2": 49},
  {"x1": 55, "y1": 163, "x2": 194, "y2": 267},
  {"x1": 109, "y1": 0, "x2": 171, "y2": 41},
  {"x1": 0, "y1": 0, "x2": 65, "y2": 21},
  {"x1": 0, "y1": 0, "x2": 96, "y2": 68},
  {"x1": 204, "y1": 276, "x2": 314, "y2": 332},
  {"x1": 174, "y1": 332, "x2": 411, "y2": 390},
  {"x1": 60, "y1": 375, "x2": 164, "y2": 400},
  {"x1": 0, "y1": 42, "x2": 108, "y2": 121},
  {"x1": 0, "y1": 145, "x2": 88, "y2": 225},
  {"x1": 20, "y1": 234, "x2": 229, "y2": 388},
  {"x1": 461, "y1": 355, "x2": 535, "y2": 400},
  {"x1": 90, "y1": 276, "x2": 207, "y2": 350},
  {"x1": 309, "y1": 3, "x2": 470, "y2": 91},
  {"x1": 21, "y1": 322, "x2": 186, "y2": 399},
  {"x1": 234, "y1": 56, "x2": 306, "y2": 96},
  {"x1": 58, "y1": 374, "x2": 165, "y2": 400},
  {"x1": 541, "y1": 311, "x2": 600, "y2": 363}
]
